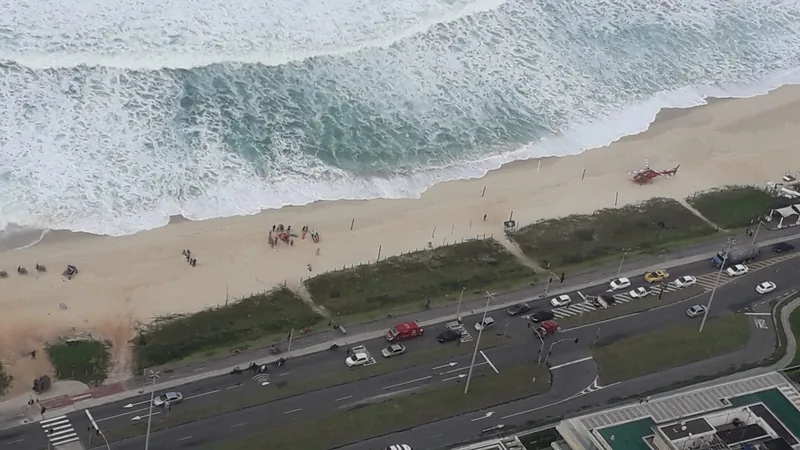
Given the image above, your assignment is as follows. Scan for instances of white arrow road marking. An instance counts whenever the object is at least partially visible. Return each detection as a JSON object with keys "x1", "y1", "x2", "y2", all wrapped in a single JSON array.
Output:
[
  {"x1": 471, "y1": 411, "x2": 494, "y2": 422},
  {"x1": 443, "y1": 362, "x2": 486, "y2": 375},
  {"x1": 123, "y1": 400, "x2": 151, "y2": 409},
  {"x1": 432, "y1": 362, "x2": 458, "y2": 370},
  {"x1": 442, "y1": 374, "x2": 467, "y2": 382},
  {"x1": 96, "y1": 407, "x2": 149, "y2": 422},
  {"x1": 382, "y1": 376, "x2": 432, "y2": 390},
  {"x1": 131, "y1": 412, "x2": 161, "y2": 421}
]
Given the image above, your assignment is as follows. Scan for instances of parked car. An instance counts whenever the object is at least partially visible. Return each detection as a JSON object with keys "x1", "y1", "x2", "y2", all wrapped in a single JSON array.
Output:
[
  {"x1": 609, "y1": 277, "x2": 631, "y2": 291},
  {"x1": 675, "y1": 275, "x2": 697, "y2": 288},
  {"x1": 530, "y1": 310, "x2": 555, "y2": 322},
  {"x1": 550, "y1": 294, "x2": 572, "y2": 308},
  {"x1": 153, "y1": 391, "x2": 183, "y2": 407},
  {"x1": 474, "y1": 317, "x2": 496, "y2": 331},
  {"x1": 591, "y1": 297, "x2": 608, "y2": 309},
  {"x1": 598, "y1": 294, "x2": 617, "y2": 305},
  {"x1": 437, "y1": 329, "x2": 462, "y2": 343},
  {"x1": 644, "y1": 270, "x2": 670, "y2": 283},
  {"x1": 345, "y1": 352, "x2": 372, "y2": 367},
  {"x1": 381, "y1": 344, "x2": 407, "y2": 358},
  {"x1": 686, "y1": 305, "x2": 707, "y2": 318},
  {"x1": 726, "y1": 264, "x2": 749, "y2": 277},
  {"x1": 507, "y1": 303, "x2": 531, "y2": 316},
  {"x1": 772, "y1": 242, "x2": 795, "y2": 253},
  {"x1": 756, "y1": 281, "x2": 777, "y2": 295},
  {"x1": 629, "y1": 287, "x2": 649, "y2": 298}
]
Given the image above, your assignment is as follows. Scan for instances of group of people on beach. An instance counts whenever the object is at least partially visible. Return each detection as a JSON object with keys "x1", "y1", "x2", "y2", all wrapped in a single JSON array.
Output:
[
  {"x1": 268, "y1": 224, "x2": 320, "y2": 248},
  {"x1": 181, "y1": 249, "x2": 198, "y2": 267},
  {"x1": 0, "y1": 263, "x2": 78, "y2": 279}
]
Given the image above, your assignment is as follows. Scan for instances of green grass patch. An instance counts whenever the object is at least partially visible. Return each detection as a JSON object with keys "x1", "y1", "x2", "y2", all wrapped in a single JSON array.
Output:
[
  {"x1": 0, "y1": 361, "x2": 12, "y2": 396},
  {"x1": 519, "y1": 427, "x2": 561, "y2": 450},
  {"x1": 593, "y1": 314, "x2": 749, "y2": 384},
  {"x1": 102, "y1": 334, "x2": 514, "y2": 443},
  {"x1": 558, "y1": 285, "x2": 706, "y2": 328},
  {"x1": 507, "y1": 198, "x2": 716, "y2": 267},
  {"x1": 45, "y1": 339, "x2": 111, "y2": 386},
  {"x1": 790, "y1": 307, "x2": 800, "y2": 365},
  {"x1": 687, "y1": 186, "x2": 790, "y2": 229},
  {"x1": 304, "y1": 239, "x2": 535, "y2": 319},
  {"x1": 132, "y1": 287, "x2": 322, "y2": 371},
  {"x1": 204, "y1": 363, "x2": 551, "y2": 450}
]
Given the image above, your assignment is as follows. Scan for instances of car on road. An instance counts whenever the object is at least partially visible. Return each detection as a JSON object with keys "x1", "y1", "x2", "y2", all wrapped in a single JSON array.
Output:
[
  {"x1": 591, "y1": 296, "x2": 609, "y2": 309},
  {"x1": 550, "y1": 294, "x2": 572, "y2": 308},
  {"x1": 381, "y1": 344, "x2": 407, "y2": 358},
  {"x1": 153, "y1": 391, "x2": 183, "y2": 407},
  {"x1": 474, "y1": 317, "x2": 495, "y2": 331},
  {"x1": 772, "y1": 242, "x2": 795, "y2": 253},
  {"x1": 345, "y1": 352, "x2": 372, "y2": 367},
  {"x1": 675, "y1": 275, "x2": 697, "y2": 288},
  {"x1": 644, "y1": 270, "x2": 670, "y2": 283},
  {"x1": 686, "y1": 305, "x2": 707, "y2": 318},
  {"x1": 756, "y1": 281, "x2": 777, "y2": 295},
  {"x1": 386, "y1": 445, "x2": 413, "y2": 450},
  {"x1": 530, "y1": 310, "x2": 555, "y2": 322},
  {"x1": 437, "y1": 329, "x2": 462, "y2": 343},
  {"x1": 629, "y1": 287, "x2": 649, "y2": 298},
  {"x1": 726, "y1": 264, "x2": 749, "y2": 277},
  {"x1": 609, "y1": 277, "x2": 631, "y2": 291},
  {"x1": 507, "y1": 303, "x2": 531, "y2": 316}
]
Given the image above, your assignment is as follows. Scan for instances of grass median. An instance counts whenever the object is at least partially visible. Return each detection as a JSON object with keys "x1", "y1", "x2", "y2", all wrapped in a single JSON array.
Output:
[
  {"x1": 101, "y1": 333, "x2": 515, "y2": 443},
  {"x1": 559, "y1": 285, "x2": 706, "y2": 328},
  {"x1": 593, "y1": 314, "x2": 749, "y2": 384},
  {"x1": 304, "y1": 239, "x2": 536, "y2": 321},
  {"x1": 204, "y1": 363, "x2": 551, "y2": 450},
  {"x1": 687, "y1": 186, "x2": 788, "y2": 229}
]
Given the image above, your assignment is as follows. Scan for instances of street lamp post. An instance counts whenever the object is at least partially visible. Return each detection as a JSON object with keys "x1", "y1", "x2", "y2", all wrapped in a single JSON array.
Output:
[
  {"x1": 456, "y1": 286, "x2": 466, "y2": 322},
  {"x1": 617, "y1": 251, "x2": 627, "y2": 277},
  {"x1": 85, "y1": 410, "x2": 111, "y2": 449},
  {"x1": 543, "y1": 276, "x2": 552, "y2": 296},
  {"x1": 699, "y1": 238, "x2": 735, "y2": 333},
  {"x1": 535, "y1": 332, "x2": 545, "y2": 368},
  {"x1": 464, "y1": 292, "x2": 493, "y2": 394},
  {"x1": 752, "y1": 221, "x2": 762, "y2": 244},
  {"x1": 144, "y1": 370, "x2": 160, "y2": 450}
]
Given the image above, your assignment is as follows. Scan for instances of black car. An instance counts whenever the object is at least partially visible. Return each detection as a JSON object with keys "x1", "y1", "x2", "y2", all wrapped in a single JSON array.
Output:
[
  {"x1": 507, "y1": 302, "x2": 532, "y2": 316},
  {"x1": 772, "y1": 242, "x2": 795, "y2": 253},
  {"x1": 599, "y1": 294, "x2": 617, "y2": 305},
  {"x1": 530, "y1": 310, "x2": 555, "y2": 322},
  {"x1": 437, "y1": 329, "x2": 462, "y2": 343}
]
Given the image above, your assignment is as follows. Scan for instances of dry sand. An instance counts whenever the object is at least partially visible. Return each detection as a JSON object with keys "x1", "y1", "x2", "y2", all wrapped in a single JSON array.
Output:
[{"x1": 2, "y1": 84, "x2": 800, "y2": 396}]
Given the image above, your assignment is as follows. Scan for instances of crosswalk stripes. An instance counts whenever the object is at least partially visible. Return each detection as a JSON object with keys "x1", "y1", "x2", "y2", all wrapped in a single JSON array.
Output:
[
  {"x1": 551, "y1": 253, "x2": 799, "y2": 320},
  {"x1": 40, "y1": 415, "x2": 79, "y2": 447}
]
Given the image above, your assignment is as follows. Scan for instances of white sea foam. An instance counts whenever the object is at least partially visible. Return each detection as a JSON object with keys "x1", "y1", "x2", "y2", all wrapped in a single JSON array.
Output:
[{"x1": 3, "y1": 0, "x2": 800, "y2": 237}]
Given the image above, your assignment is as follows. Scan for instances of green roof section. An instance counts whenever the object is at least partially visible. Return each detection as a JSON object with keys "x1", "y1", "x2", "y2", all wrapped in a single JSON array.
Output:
[
  {"x1": 595, "y1": 418, "x2": 656, "y2": 450},
  {"x1": 730, "y1": 388, "x2": 800, "y2": 441}
]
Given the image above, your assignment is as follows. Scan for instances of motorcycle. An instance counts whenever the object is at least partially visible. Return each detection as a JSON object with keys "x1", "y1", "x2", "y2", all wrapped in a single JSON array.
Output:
[
  {"x1": 276, "y1": 357, "x2": 286, "y2": 368},
  {"x1": 329, "y1": 343, "x2": 339, "y2": 351}
]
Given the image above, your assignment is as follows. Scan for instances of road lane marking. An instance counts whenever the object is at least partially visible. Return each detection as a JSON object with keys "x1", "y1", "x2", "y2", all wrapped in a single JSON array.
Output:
[
  {"x1": 442, "y1": 374, "x2": 467, "y2": 382},
  {"x1": 123, "y1": 400, "x2": 151, "y2": 408},
  {"x1": 284, "y1": 408, "x2": 302, "y2": 414},
  {"x1": 6, "y1": 439, "x2": 24, "y2": 444},
  {"x1": 227, "y1": 384, "x2": 241, "y2": 390},
  {"x1": 550, "y1": 356, "x2": 593, "y2": 370},
  {"x1": 432, "y1": 362, "x2": 458, "y2": 370},
  {"x1": 96, "y1": 407, "x2": 149, "y2": 422},
  {"x1": 382, "y1": 376, "x2": 432, "y2": 390},
  {"x1": 429, "y1": 434, "x2": 444, "y2": 439},
  {"x1": 335, "y1": 396, "x2": 353, "y2": 402},
  {"x1": 744, "y1": 312, "x2": 771, "y2": 316},
  {"x1": 179, "y1": 436, "x2": 192, "y2": 441},
  {"x1": 184, "y1": 389, "x2": 220, "y2": 400},
  {"x1": 444, "y1": 362, "x2": 486, "y2": 374},
  {"x1": 279, "y1": 372, "x2": 291, "y2": 377},
  {"x1": 480, "y1": 350, "x2": 499, "y2": 374},
  {"x1": 191, "y1": 367, "x2": 204, "y2": 372},
  {"x1": 231, "y1": 422, "x2": 247, "y2": 428}
]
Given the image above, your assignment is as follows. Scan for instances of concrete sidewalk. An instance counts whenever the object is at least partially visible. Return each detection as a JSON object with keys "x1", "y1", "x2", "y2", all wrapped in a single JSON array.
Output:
[{"x1": 2, "y1": 227, "x2": 799, "y2": 428}]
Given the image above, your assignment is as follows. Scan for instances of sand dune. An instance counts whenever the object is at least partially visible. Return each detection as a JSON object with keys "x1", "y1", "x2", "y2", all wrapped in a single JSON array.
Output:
[{"x1": 2, "y1": 85, "x2": 800, "y2": 395}]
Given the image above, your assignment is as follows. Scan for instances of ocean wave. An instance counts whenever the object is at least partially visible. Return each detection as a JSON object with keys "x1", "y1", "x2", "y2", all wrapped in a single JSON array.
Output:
[{"x1": 2, "y1": 0, "x2": 800, "y2": 236}]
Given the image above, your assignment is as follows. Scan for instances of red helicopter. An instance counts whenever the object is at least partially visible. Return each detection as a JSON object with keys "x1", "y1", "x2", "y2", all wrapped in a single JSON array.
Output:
[{"x1": 629, "y1": 160, "x2": 680, "y2": 185}]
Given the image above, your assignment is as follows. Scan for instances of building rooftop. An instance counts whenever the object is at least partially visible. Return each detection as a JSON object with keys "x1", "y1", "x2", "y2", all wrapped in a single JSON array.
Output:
[{"x1": 556, "y1": 372, "x2": 800, "y2": 450}]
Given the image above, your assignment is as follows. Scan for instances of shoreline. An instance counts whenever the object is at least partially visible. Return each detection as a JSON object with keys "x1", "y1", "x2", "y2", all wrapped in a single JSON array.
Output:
[{"x1": 1, "y1": 83, "x2": 800, "y2": 396}]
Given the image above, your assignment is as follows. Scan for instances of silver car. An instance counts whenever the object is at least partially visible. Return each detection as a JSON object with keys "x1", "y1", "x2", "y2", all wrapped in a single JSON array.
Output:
[
  {"x1": 153, "y1": 391, "x2": 183, "y2": 407},
  {"x1": 686, "y1": 305, "x2": 707, "y2": 318}
]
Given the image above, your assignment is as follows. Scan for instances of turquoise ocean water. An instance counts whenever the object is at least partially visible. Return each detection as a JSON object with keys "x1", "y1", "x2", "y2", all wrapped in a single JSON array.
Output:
[{"x1": 1, "y1": 0, "x2": 800, "y2": 237}]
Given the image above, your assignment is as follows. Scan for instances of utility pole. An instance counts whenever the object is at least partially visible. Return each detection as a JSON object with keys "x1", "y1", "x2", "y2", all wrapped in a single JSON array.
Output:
[
  {"x1": 144, "y1": 370, "x2": 160, "y2": 450},
  {"x1": 85, "y1": 410, "x2": 111, "y2": 449},
  {"x1": 591, "y1": 327, "x2": 601, "y2": 350},
  {"x1": 456, "y1": 286, "x2": 465, "y2": 322},
  {"x1": 751, "y1": 221, "x2": 762, "y2": 244},
  {"x1": 465, "y1": 292, "x2": 493, "y2": 394},
  {"x1": 535, "y1": 332, "x2": 545, "y2": 368},
  {"x1": 699, "y1": 238, "x2": 734, "y2": 333},
  {"x1": 617, "y1": 251, "x2": 627, "y2": 277},
  {"x1": 543, "y1": 277, "x2": 552, "y2": 296},
  {"x1": 287, "y1": 329, "x2": 294, "y2": 353}
]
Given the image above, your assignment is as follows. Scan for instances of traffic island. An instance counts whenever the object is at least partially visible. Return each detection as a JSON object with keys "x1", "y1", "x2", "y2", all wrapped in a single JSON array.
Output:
[
  {"x1": 99, "y1": 333, "x2": 515, "y2": 444},
  {"x1": 205, "y1": 364, "x2": 551, "y2": 450},
  {"x1": 592, "y1": 314, "x2": 749, "y2": 384},
  {"x1": 558, "y1": 285, "x2": 705, "y2": 328},
  {"x1": 304, "y1": 239, "x2": 535, "y2": 321}
]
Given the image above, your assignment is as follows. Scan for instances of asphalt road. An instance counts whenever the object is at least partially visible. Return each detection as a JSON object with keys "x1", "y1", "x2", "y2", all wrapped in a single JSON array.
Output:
[
  {"x1": 91, "y1": 255, "x2": 798, "y2": 449},
  {"x1": 0, "y1": 247, "x2": 796, "y2": 449}
]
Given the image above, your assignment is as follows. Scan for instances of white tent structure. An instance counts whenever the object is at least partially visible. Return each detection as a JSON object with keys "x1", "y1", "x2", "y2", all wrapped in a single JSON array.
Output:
[{"x1": 767, "y1": 204, "x2": 800, "y2": 228}]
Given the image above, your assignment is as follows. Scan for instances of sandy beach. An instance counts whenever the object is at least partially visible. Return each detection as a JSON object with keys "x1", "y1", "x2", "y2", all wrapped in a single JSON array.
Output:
[{"x1": 2, "y1": 85, "x2": 800, "y2": 394}]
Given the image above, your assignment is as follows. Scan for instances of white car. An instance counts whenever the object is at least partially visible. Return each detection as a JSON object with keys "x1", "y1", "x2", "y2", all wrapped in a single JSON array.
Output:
[
  {"x1": 474, "y1": 317, "x2": 495, "y2": 331},
  {"x1": 675, "y1": 275, "x2": 697, "y2": 288},
  {"x1": 550, "y1": 294, "x2": 572, "y2": 308},
  {"x1": 756, "y1": 281, "x2": 777, "y2": 295},
  {"x1": 381, "y1": 344, "x2": 407, "y2": 358},
  {"x1": 153, "y1": 391, "x2": 182, "y2": 407},
  {"x1": 726, "y1": 264, "x2": 749, "y2": 277},
  {"x1": 686, "y1": 305, "x2": 707, "y2": 318},
  {"x1": 609, "y1": 277, "x2": 632, "y2": 291},
  {"x1": 629, "y1": 287, "x2": 649, "y2": 298},
  {"x1": 345, "y1": 352, "x2": 371, "y2": 367}
]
